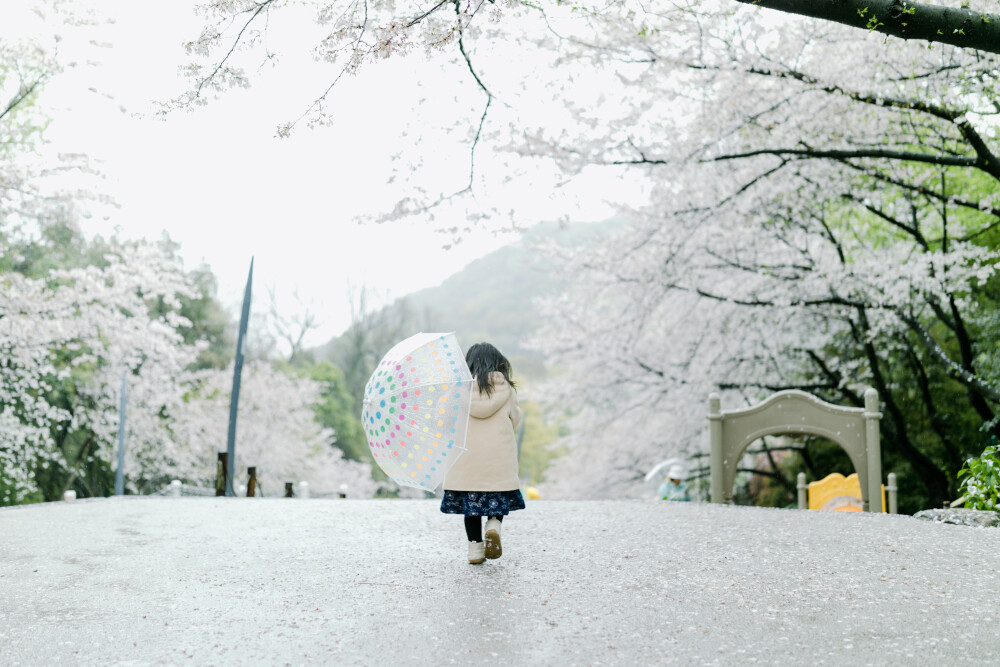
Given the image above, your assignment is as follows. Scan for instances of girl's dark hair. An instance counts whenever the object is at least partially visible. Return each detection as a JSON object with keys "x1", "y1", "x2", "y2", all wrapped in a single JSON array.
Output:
[{"x1": 465, "y1": 342, "x2": 516, "y2": 397}]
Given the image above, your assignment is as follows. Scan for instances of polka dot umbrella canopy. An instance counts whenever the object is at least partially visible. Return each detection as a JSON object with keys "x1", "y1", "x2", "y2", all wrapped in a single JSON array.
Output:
[{"x1": 362, "y1": 332, "x2": 473, "y2": 490}]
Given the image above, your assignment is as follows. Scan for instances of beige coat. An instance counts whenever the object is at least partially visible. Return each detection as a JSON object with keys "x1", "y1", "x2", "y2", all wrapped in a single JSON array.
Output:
[{"x1": 443, "y1": 372, "x2": 522, "y2": 492}]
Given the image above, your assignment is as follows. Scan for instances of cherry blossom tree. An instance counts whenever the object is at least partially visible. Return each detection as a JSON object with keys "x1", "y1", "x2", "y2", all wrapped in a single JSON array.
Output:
[
  {"x1": 525, "y1": 6, "x2": 1000, "y2": 506},
  {"x1": 0, "y1": 239, "x2": 203, "y2": 502},
  {"x1": 1, "y1": 236, "x2": 379, "y2": 503},
  {"x1": 168, "y1": 361, "x2": 378, "y2": 497},
  {"x1": 170, "y1": 1, "x2": 999, "y2": 506}
]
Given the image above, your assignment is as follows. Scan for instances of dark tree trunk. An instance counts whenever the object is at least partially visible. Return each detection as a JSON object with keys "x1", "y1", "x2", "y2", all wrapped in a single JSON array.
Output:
[{"x1": 735, "y1": 0, "x2": 1000, "y2": 55}]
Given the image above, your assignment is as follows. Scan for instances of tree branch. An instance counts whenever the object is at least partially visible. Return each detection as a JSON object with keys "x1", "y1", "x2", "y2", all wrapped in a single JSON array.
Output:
[
  {"x1": 742, "y1": 67, "x2": 1000, "y2": 180},
  {"x1": 840, "y1": 192, "x2": 931, "y2": 250},
  {"x1": 736, "y1": 466, "x2": 794, "y2": 492},
  {"x1": 1, "y1": 76, "x2": 44, "y2": 122},
  {"x1": 455, "y1": 0, "x2": 494, "y2": 195},
  {"x1": 456, "y1": 0, "x2": 494, "y2": 99},
  {"x1": 406, "y1": 0, "x2": 452, "y2": 28},
  {"x1": 905, "y1": 344, "x2": 963, "y2": 472},
  {"x1": 693, "y1": 286, "x2": 866, "y2": 309},
  {"x1": 735, "y1": 0, "x2": 1000, "y2": 55},
  {"x1": 195, "y1": 1, "x2": 274, "y2": 98},
  {"x1": 804, "y1": 349, "x2": 863, "y2": 406},
  {"x1": 898, "y1": 312, "x2": 1000, "y2": 403},
  {"x1": 717, "y1": 381, "x2": 840, "y2": 392},
  {"x1": 842, "y1": 160, "x2": 1000, "y2": 219},
  {"x1": 713, "y1": 146, "x2": 984, "y2": 173},
  {"x1": 760, "y1": 437, "x2": 793, "y2": 492},
  {"x1": 856, "y1": 305, "x2": 951, "y2": 505}
]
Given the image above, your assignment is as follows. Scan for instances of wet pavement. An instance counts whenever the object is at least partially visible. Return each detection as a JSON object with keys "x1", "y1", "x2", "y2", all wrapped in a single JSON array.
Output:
[{"x1": 1, "y1": 497, "x2": 999, "y2": 665}]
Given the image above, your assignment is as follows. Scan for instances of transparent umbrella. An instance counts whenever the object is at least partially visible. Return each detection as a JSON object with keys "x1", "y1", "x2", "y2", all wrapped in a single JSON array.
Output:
[
  {"x1": 362, "y1": 332, "x2": 473, "y2": 490},
  {"x1": 644, "y1": 458, "x2": 689, "y2": 494}
]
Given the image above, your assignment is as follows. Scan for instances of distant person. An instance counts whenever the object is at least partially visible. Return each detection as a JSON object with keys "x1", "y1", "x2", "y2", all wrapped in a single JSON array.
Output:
[
  {"x1": 440, "y1": 342, "x2": 525, "y2": 564},
  {"x1": 658, "y1": 465, "x2": 691, "y2": 502}
]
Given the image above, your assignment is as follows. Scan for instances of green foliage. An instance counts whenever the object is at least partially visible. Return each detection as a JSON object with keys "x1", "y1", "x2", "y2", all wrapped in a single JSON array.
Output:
[
  {"x1": 306, "y1": 361, "x2": 368, "y2": 462},
  {"x1": 0, "y1": 219, "x2": 111, "y2": 276},
  {"x1": 972, "y1": 296, "x2": 1000, "y2": 387},
  {"x1": 288, "y1": 360, "x2": 393, "y2": 489},
  {"x1": 517, "y1": 399, "x2": 567, "y2": 485},
  {"x1": 176, "y1": 266, "x2": 232, "y2": 370},
  {"x1": 958, "y1": 436, "x2": 1000, "y2": 511},
  {"x1": 146, "y1": 236, "x2": 231, "y2": 370}
]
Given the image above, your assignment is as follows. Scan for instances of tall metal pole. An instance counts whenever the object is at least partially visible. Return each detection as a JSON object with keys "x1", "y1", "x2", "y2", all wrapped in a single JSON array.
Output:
[
  {"x1": 115, "y1": 370, "x2": 127, "y2": 496},
  {"x1": 226, "y1": 258, "x2": 254, "y2": 497}
]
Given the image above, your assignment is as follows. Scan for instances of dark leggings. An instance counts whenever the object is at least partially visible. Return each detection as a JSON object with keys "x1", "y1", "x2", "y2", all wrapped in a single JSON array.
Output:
[{"x1": 464, "y1": 515, "x2": 503, "y2": 542}]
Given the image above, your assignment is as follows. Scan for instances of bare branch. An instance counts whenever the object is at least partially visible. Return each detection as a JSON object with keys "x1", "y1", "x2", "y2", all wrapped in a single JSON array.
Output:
[
  {"x1": 194, "y1": 1, "x2": 275, "y2": 99},
  {"x1": 1, "y1": 76, "x2": 45, "y2": 122}
]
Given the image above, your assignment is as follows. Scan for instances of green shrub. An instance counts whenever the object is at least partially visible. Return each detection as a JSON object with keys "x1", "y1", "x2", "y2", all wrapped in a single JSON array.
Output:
[{"x1": 958, "y1": 436, "x2": 1000, "y2": 512}]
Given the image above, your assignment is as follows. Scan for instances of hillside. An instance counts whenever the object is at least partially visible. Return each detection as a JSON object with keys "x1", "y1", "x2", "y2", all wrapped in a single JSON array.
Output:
[{"x1": 318, "y1": 218, "x2": 622, "y2": 377}]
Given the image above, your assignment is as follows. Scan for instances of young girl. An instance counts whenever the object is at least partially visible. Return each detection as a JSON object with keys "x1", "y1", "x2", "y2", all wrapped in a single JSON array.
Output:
[{"x1": 440, "y1": 342, "x2": 525, "y2": 564}]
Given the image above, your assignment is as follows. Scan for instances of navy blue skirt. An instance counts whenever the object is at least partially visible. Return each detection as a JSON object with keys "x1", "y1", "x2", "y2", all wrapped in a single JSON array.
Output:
[{"x1": 440, "y1": 490, "x2": 526, "y2": 517}]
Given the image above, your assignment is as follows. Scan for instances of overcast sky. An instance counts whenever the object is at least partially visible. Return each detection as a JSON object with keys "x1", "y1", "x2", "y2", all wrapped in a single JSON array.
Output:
[{"x1": 8, "y1": 1, "x2": 623, "y2": 347}]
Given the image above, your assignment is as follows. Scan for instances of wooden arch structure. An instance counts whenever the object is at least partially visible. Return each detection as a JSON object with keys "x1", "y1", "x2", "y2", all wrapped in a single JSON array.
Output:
[{"x1": 708, "y1": 389, "x2": 884, "y2": 512}]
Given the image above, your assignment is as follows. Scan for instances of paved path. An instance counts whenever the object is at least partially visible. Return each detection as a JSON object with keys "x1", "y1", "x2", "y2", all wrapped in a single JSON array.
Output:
[{"x1": 1, "y1": 498, "x2": 999, "y2": 665}]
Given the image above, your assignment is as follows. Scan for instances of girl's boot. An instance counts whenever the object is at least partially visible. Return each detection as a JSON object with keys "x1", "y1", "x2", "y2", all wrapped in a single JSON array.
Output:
[
  {"x1": 484, "y1": 517, "x2": 502, "y2": 559},
  {"x1": 468, "y1": 541, "x2": 485, "y2": 564}
]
